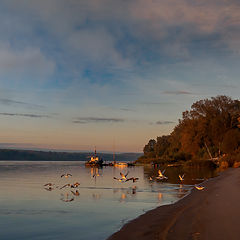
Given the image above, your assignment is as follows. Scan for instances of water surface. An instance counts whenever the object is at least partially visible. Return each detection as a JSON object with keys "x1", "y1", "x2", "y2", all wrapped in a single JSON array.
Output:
[{"x1": 0, "y1": 161, "x2": 217, "y2": 240}]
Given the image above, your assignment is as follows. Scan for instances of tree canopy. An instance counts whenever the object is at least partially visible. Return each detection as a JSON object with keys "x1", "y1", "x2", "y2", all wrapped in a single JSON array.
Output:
[{"x1": 138, "y1": 96, "x2": 240, "y2": 164}]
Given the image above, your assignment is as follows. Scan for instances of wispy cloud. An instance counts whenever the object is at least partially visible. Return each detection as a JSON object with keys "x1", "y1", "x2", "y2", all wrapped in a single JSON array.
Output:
[
  {"x1": 141, "y1": 102, "x2": 174, "y2": 105},
  {"x1": 119, "y1": 108, "x2": 135, "y2": 112},
  {"x1": 0, "y1": 98, "x2": 45, "y2": 109},
  {"x1": 73, "y1": 117, "x2": 125, "y2": 124},
  {"x1": 156, "y1": 121, "x2": 175, "y2": 125},
  {"x1": 163, "y1": 91, "x2": 192, "y2": 95},
  {"x1": 0, "y1": 112, "x2": 50, "y2": 118}
]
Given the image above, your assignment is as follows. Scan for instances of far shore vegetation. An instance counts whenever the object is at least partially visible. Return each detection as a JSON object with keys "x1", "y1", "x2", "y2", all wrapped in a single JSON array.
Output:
[{"x1": 136, "y1": 96, "x2": 240, "y2": 168}]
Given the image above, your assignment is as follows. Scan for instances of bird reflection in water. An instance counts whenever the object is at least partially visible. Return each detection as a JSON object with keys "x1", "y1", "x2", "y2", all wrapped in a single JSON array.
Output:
[
  {"x1": 114, "y1": 186, "x2": 138, "y2": 202},
  {"x1": 120, "y1": 193, "x2": 127, "y2": 202},
  {"x1": 158, "y1": 192, "x2": 163, "y2": 201},
  {"x1": 177, "y1": 184, "x2": 188, "y2": 198},
  {"x1": 131, "y1": 186, "x2": 137, "y2": 194},
  {"x1": 92, "y1": 193, "x2": 101, "y2": 200},
  {"x1": 60, "y1": 193, "x2": 74, "y2": 202},
  {"x1": 91, "y1": 168, "x2": 103, "y2": 184}
]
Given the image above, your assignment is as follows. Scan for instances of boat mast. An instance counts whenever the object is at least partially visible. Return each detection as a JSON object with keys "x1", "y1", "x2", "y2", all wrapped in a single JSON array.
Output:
[{"x1": 113, "y1": 141, "x2": 116, "y2": 163}]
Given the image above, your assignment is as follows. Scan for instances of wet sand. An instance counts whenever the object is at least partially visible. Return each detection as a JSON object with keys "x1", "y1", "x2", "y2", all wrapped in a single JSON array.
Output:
[{"x1": 107, "y1": 168, "x2": 240, "y2": 240}]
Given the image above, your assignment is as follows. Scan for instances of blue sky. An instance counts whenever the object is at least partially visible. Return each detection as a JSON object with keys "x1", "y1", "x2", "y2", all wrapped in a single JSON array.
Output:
[{"x1": 0, "y1": 0, "x2": 239, "y2": 152}]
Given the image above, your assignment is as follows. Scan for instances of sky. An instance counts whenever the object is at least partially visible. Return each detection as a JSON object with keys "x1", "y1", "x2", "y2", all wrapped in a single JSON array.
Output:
[{"x1": 0, "y1": 0, "x2": 239, "y2": 153}]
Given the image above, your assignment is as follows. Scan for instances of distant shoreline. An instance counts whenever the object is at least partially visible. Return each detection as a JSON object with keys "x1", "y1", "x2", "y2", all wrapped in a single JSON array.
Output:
[
  {"x1": 107, "y1": 168, "x2": 240, "y2": 240},
  {"x1": 0, "y1": 148, "x2": 141, "y2": 162}
]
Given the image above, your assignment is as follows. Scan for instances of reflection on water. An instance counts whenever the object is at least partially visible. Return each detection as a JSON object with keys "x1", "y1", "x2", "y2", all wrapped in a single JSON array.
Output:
[{"x1": 0, "y1": 161, "x2": 218, "y2": 240}]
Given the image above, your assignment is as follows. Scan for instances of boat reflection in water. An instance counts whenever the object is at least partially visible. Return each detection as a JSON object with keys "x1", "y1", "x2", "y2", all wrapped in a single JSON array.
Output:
[{"x1": 114, "y1": 162, "x2": 128, "y2": 168}]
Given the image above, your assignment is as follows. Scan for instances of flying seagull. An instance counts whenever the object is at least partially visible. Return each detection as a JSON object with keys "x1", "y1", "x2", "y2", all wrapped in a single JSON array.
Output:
[
  {"x1": 195, "y1": 185, "x2": 205, "y2": 190},
  {"x1": 156, "y1": 169, "x2": 168, "y2": 180},
  {"x1": 71, "y1": 190, "x2": 80, "y2": 196},
  {"x1": 60, "y1": 182, "x2": 80, "y2": 189},
  {"x1": 113, "y1": 177, "x2": 125, "y2": 182},
  {"x1": 179, "y1": 174, "x2": 185, "y2": 182},
  {"x1": 120, "y1": 171, "x2": 129, "y2": 180},
  {"x1": 44, "y1": 187, "x2": 54, "y2": 191},
  {"x1": 113, "y1": 171, "x2": 129, "y2": 182},
  {"x1": 126, "y1": 177, "x2": 139, "y2": 183},
  {"x1": 44, "y1": 183, "x2": 54, "y2": 187},
  {"x1": 61, "y1": 173, "x2": 72, "y2": 178}
]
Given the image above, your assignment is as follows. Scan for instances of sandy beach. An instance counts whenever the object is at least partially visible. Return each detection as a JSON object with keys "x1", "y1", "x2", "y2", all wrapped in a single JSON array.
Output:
[{"x1": 107, "y1": 168, "x2": 240, "y2": 240}]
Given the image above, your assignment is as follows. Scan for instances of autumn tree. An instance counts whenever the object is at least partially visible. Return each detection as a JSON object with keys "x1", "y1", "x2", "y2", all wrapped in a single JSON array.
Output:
[{"x1": 139, "y1": 95, "x2": 240, "y2": 163}]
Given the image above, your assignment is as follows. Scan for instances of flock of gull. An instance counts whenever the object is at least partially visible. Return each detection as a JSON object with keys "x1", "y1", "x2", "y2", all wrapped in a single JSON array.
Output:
[
  {"x1": 43, "y1": 168, "x2": 205, "y2": 203},
  {"x1": 44, "y1": 173, "x2": 80, "y2": 202}
]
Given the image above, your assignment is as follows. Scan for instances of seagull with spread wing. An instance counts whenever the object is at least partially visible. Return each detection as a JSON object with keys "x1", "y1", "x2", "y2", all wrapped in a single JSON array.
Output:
[
  {"x1": 195, "y1": 185, "x2": 205, "y2": 190},
  {"x1": 126, "y1": 177, "x2": 139, "y2": 183},
  {"x1": 156, "y1": 169, "x2": 168, "y2": 180},
  {"x1": 113, "y1": 171, "x2": 129, "y2": 183},
  {"x1": 179, "y1": 174, "x2": 185, "y2": 182},
  {"x1": 61, "y1": 173, "x2": 72, "y2": 178}
]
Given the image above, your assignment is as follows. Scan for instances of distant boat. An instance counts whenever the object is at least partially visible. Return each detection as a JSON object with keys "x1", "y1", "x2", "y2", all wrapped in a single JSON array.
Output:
[{"x1": 85, "y1": 148, "x2": 103, "y2": 167}]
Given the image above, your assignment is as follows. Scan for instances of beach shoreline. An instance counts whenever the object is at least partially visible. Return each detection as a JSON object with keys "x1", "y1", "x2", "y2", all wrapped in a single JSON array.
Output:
[{"x1": 107, "y1": 168, "x2": 240, "y2": 240}]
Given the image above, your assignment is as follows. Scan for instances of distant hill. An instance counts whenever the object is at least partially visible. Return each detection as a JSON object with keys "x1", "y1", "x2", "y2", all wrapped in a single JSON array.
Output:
[{"x1": 0, "y1": 148, "x2": 141, "y2": 162}]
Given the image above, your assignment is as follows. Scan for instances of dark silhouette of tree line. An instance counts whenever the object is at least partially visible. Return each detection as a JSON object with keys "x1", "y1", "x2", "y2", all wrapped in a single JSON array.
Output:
[
  {"x1": 138, "y1": 96, "x2": 240, "y2": 165},
  {"x1": 0, "y1": 149, "x2": 141, "y2": 162}
]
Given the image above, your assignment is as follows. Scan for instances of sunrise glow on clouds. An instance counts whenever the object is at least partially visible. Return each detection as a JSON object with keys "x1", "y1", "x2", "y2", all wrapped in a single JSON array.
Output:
[{"x1": 0, "y1": 0, "x2": 239, "y2": 152}]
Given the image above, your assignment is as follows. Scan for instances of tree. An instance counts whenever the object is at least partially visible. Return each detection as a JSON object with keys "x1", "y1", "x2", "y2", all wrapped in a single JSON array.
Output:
[{"x1": 139, "y1": 95, "x2": 240, "y2": 163}]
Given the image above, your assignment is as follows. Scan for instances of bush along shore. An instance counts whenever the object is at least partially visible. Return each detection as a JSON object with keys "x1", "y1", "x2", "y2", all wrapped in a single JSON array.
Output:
[{"x1": 136, "y1": 95, "x2": 240, "y2": 169}]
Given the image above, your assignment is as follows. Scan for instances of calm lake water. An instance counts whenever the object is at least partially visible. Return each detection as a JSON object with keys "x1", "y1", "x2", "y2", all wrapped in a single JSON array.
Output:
[{"x1": 0, "y1": 161, "x2": 217, "y2": 240}]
